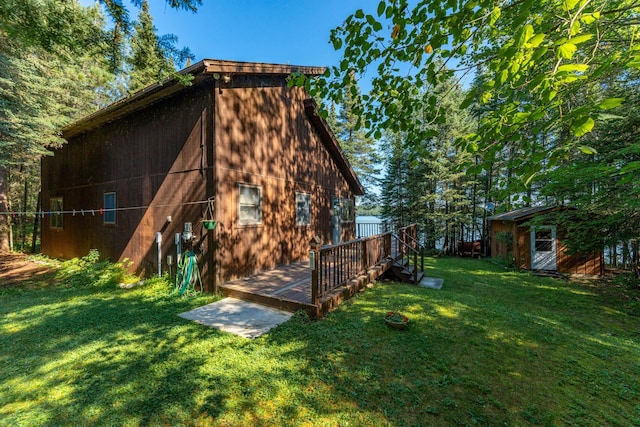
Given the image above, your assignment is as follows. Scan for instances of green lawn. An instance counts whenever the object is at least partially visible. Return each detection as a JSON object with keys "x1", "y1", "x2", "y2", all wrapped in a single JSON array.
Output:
[{"x1": 1, "y1": 256, "x2": 639, "y2": 426}]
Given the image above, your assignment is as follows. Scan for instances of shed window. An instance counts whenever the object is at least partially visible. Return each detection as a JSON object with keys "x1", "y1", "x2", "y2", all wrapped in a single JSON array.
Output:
[
  {"x1": 238, "y1": 184, "x2": 262, "y2": 225},
  {"x1": 296, "y1": 192, "x2": 311, "y2": 226},
  {"x1": 50, "y1": 197, "x2": 63, "y2": 229},
  {"x1": 104, "y1": 192, "x2": 116, "y2": 225}
]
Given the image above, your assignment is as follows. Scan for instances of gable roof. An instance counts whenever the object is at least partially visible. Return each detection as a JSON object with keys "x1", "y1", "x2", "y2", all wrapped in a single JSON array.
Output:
[
  {"x1": 487, "y1": 205, "x2": 558, "y2": 222},
  {"x1": 62, "y1": 59, "x2": 325, "y2": 139},
  {"x1": 60, "y1": 59, "x2": 365, "y2": 196}
]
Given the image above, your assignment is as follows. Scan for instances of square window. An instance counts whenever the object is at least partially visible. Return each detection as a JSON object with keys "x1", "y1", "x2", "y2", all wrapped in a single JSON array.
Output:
[
  {"x1": 104, "y1": 192, "x2": 116, "y2": 225},
  {"x1": 50, "y1": 197, "x2": 63, "y2": 229},
  {"x1": 341, "y1": 198, "x2": 355, "y2": 223},
  {"x1": 238, "y1": 184, "x2": 262, "y2": 225},
  {"x1": 296, "y1": 192, "x2": 311, "y2": 226}
]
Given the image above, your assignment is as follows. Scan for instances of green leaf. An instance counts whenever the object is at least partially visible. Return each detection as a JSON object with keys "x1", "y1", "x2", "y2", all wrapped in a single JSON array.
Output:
[
  {"x1": 516, "y1": 24, "x2": 534, "y2": 47},
  {"x1": 377, "y1": 1, "x2": 385, "y2": 17},
  {"x1": 531, "y1": 46, "x2": 549, "y2": 62},
  {"x1": 460, "y1": 91, "x2": 475, "y2": 109},
  {"x1": 488, "y1": 7, "x2": 501, "y2": 26},
  {"x1": 570, "y1": 116, "x2": 595, "y2": 137},
  {"x1": 513, "y1": 112, "x2": 530, "y2": 124},
  {"x1": 569, "y1": 34, "x2": 593, "y2": 45},
  {"x1": 527, "y1": 33, "x2": 546, "y2": 48},
  {"x1": 577, "y1": 145, "x2": 597, "y2": 155},
  {"x1": 332, "y1": 37, "x2": 342, "y2": 50},
  {"x1": 497, "y1": 69, "x2": 508, "y2": 85},
  {"x1": 595, "y1": 113, "x2": 624, "y2": 121},
  {"x1": 557, "y1": 43, "x2": 577, "y2": 59},
  {"x1": 581, "y1": 12, "x2": 600, "y2": 24},
  {"x1": 355, "y1": 9, "x2": 364, "y2": 19},
  {"x1": 596, "y1": 98, "x2": 623, "y2": 110},
  {"x1": 557, "y1": 64, "x2": 589, "y2": 72},
  {"x1": 570, "y1": 20, "x2": 581, "y2": 36},
  {"x1": 480, "y1": 91, "x2": 493, "y2": 104},
  {"x1": 524, "y1": 170, "x2": 538, "y2": 186},
  {"x1": 563, "y1": 0, "x2": 580, "y2": 11}
]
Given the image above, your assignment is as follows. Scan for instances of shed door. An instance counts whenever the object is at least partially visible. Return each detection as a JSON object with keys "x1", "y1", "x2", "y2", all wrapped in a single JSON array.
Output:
[
  {"x1": 331, "y1": 197, "x2": 342, "y2": 245},
  {"x1": 531, "y1": 226, "x2": 556, "y2": 270}
]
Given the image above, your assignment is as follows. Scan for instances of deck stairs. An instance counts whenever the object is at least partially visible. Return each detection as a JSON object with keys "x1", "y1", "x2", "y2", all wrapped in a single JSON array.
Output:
[
  {"x1": 390, "y1": 257, "x2": 425, "y2": 284},
  {"x1": 386, "y1": 230, "x2": 426, "y2": 285}
]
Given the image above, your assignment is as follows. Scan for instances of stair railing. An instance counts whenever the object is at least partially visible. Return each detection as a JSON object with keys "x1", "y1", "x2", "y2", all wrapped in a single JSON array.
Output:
[{"x1": 392, "y1": 224, "x2": 425, "y2": 284}]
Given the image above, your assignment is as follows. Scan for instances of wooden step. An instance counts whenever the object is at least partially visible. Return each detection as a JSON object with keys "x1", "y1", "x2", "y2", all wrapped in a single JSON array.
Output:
[{"x1": 390, "y1": 263, "x2": 424, "y2": 284}]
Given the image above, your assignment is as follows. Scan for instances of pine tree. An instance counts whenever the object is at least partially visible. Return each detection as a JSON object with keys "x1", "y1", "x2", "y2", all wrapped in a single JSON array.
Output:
[
  {"x1": 127, "y1": 0, "x2": 174, "y2": 93},
  {"x1": 332, "y1": 81, "x2": 381, "y2": 204},
  {"x1": 0, "y1": 1, "x2": 114, "y2": 252}
]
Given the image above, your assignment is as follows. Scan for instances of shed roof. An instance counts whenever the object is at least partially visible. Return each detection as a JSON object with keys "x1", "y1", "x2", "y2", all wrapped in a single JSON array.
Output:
[
  {"x1": 487, "y1": 205, "x2": 558, "y2": 221},
  {"x1": 62, "y1": 59, "x2": 326, "y2": 138}
]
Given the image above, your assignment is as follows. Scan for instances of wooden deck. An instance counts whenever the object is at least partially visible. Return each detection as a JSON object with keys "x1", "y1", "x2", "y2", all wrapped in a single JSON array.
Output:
[
  {"x1": 218, "y1": 224, "x2": 422, "y2": 318},
  {"x1": 219, "y1": 261, "x2": 315, "y2": 313},
  {"x1": 219, "y1": 257, "x2": 395, "y2": 318}
]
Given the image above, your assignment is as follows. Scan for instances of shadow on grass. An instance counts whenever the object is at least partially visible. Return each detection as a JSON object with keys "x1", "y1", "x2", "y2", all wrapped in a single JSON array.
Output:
[{"x1": 1, "y1": 257, "x2": 639, "y2": 425}]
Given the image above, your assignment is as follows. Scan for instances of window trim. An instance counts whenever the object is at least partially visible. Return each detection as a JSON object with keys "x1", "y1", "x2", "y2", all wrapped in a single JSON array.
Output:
[
  {"x1": 50, "y1": 197, "x2": 63, "y2": 229},
  {"x1": 237, "y1": 183, "x2": 262, "y2": 226},
  {"x1": 103, "y1": 192, "x2": 116, "y2": 225},
  {"x1": 295, "y1": 192, "x2": 312, "y2": 226}
]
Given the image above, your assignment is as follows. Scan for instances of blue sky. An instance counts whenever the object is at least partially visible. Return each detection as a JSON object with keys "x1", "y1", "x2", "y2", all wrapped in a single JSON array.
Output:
[{"x1": 120, "y1": 1, "x2": 373, "y2": 69}]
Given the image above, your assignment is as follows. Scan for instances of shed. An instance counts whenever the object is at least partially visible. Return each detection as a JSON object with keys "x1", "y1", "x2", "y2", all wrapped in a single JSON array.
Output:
[
  {"x1": 488, "y1": 206, "x2": 603, "y2": 275},
  {"x1": 40, "y1": 59, "x2": 365, "y2": 291}
]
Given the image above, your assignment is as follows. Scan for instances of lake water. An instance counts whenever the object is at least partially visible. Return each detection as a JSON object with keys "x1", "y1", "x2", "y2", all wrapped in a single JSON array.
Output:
[{"x1": 356, "y1": 215, "x2": 382, "y2": 224}]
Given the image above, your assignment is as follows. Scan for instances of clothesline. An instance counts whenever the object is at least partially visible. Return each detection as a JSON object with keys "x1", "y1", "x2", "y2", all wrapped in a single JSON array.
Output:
[{"x1": 0, "y1": 200, "x2": 210, "y2": 217}]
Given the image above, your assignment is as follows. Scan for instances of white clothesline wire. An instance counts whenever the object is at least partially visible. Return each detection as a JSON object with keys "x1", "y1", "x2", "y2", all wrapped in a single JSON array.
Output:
[{"x1": 0, "y1": 200, "x2": 210, "y2": 217}]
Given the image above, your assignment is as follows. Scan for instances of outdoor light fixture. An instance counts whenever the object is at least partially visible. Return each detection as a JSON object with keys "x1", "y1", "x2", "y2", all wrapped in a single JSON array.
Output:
[{"x1": 182, "y1": 222, "x2": 193, "y2": 242}]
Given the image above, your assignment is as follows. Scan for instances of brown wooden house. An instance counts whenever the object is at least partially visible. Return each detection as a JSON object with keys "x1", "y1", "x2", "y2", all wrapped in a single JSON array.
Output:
[
  {"x1": 41, "y1": 59, "x2": 365, "y2": 291},
  {"x1": 488, "y1": 206, "x2": 603, "y2": 275}
]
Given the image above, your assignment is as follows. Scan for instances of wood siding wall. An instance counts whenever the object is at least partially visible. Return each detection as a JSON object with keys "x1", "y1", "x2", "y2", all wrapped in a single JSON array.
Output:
[
  {"x1": 212, "y1": 75, "x2": 355, "y2": 286},
  {"x1": 42, "y1": 74, "x2": 358, "y2": 290},
  {"x1": 41, "y1": 81, "x2": 214, "y2": 277}
]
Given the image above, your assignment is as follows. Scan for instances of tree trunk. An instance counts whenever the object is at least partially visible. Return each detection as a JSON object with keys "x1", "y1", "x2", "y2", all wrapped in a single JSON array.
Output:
[
  {"x1": 21, "y1": 174, "x2": 28, "y2": 251},
  {"x1": 0, "y1": 166, "x2": 10, "y2": 253},
  {"x1": 32, "y1": 191, "x2": 40, "y2": 253}
]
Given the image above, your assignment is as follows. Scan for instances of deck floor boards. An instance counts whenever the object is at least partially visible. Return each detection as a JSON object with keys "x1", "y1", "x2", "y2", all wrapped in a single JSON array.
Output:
[
  {"x1": 217, "y1": 237, "x2": 408, "y2": 315},
  {"x1": 219, "y1": 260, "x2": 313, "y2": 306}
]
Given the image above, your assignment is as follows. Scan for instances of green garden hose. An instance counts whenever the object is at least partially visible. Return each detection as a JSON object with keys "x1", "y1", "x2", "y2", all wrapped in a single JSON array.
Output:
[{"x1": 173, "y1": 250, "x2": 202, "y2": 296}]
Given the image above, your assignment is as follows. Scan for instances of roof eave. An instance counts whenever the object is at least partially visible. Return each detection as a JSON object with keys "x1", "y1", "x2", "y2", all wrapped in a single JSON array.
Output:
[
  {"x1": 62, "y1": 59, "x2": 326, "y2": 139},
  {"x1": 303, "y1": 99, "x2": 366, "y2": 196}
]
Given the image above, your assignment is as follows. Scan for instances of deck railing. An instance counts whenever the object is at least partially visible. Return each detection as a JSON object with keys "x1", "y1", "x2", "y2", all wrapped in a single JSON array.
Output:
[
  {"x1": 394, "y1": 224, "x2": 425, "y2": 283},
  {"x1": 310, "y1": 233, "x2": 392, "y2": 305},
  {"x1": 356, "y1": 222, "x2": 394, "y2": 238}
]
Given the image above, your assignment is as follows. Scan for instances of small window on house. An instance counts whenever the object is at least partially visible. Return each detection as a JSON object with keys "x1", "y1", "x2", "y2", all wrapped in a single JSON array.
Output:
[
  {"x1": 296, "y1": 192, "x2": 311, "y2": 226},
  {"x1": 50, "y1": 197, "x2": 63, "y2": 229},
  {"x1": 341, "y1": 198, "x2": 355, "y2": 223},
  {"x1": 104, "y1": 192, "x2": 116, "y2": 225},
  {"x1": 238, "y1": 184, "x2": 262, "y2": 225}
]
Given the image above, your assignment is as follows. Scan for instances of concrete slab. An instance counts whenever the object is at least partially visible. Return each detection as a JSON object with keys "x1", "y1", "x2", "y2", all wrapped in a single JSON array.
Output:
[
  {"x1": 419, "y1": 277, "x2": 444, "y2": 290},
  {"x1": 178, "y1": 298, "x2": 293, "y2": 339}
]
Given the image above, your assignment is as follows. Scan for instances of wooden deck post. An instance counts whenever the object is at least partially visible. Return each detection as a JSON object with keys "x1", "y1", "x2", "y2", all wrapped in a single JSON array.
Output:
[
  {"x1": 310, "y1": 236, "x2": 322, "y2": 305},
  {"x1": 361, "y1": 237, "x2": 368, "y2": 273}
]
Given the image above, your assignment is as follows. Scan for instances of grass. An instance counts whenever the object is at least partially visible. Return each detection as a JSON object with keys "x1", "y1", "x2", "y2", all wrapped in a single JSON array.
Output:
[{"x1": 1, "y1": 256, "x2": 639, "y2": 426}]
